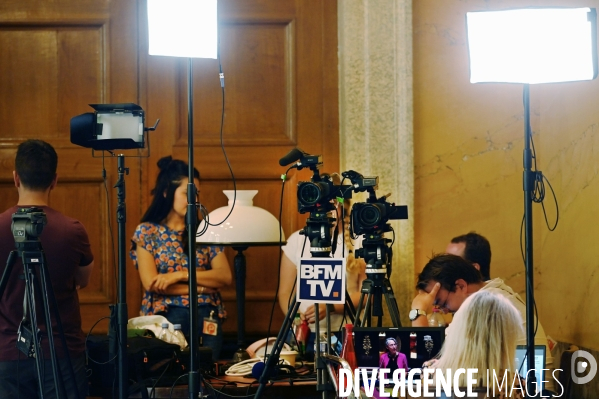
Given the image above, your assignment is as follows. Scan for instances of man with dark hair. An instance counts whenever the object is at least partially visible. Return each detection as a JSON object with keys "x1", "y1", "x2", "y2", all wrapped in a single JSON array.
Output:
[
  {"x1": 0, "y1": 139, "x2": 94, "y2": 398},
  {"x1": 410, "y1": 253, "x2": 554, "y2": 391},
  {"x1": 446, "y1": 231, "x2": 492, "y2": 280}
]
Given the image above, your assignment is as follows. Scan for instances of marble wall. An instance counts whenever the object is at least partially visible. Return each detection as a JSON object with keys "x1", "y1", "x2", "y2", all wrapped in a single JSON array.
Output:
[
  {"x1": 339, "y1": 0, "x2": 599, "y2": 353},
  {"x1": 412, "y1": 0, "x2": 599, "y2": 351},
  {"x1": 338, "y1": 0, "x2": 414, "y2": 325}
]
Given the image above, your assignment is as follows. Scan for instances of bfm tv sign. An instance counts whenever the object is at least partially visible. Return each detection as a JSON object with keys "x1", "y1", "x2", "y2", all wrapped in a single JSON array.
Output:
[{"x1": 297, "y1": 258, "x2": 345, "y2": 304}]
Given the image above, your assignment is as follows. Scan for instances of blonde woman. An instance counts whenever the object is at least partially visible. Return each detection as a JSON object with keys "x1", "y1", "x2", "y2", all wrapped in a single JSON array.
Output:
[{"x1": 433, "y1": 290, "x2": 524, "y2": 398}]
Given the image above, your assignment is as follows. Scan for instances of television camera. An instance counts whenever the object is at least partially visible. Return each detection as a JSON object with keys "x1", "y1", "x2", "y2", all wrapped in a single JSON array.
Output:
[{"x1": 280, "y1": 148, "x2": 352, "y2": 256}]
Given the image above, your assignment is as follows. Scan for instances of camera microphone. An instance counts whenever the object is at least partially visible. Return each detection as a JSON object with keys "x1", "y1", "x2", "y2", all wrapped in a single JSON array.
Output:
[{"x1": 279, "y1": 148, "x2": 305, "y2": 166}]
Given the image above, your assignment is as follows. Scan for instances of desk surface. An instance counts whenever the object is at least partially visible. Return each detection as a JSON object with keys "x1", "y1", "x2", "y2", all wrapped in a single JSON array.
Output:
[{"x1": 128, "y1": 368, "x2": 320, "y2": 399}]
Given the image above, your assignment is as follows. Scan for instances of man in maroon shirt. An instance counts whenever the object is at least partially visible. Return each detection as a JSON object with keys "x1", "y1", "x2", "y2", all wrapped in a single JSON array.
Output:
[{"x1": 0, "y1": 139, "x2": 94, "y2": 399}]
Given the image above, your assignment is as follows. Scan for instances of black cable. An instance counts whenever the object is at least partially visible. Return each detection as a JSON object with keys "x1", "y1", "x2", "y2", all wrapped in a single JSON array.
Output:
[
  {"x1": 196, "y1": 57, "x2": 237, "y2": 232},
  {"x1": 85, "y1": 316, "x2": 117, "y2": 365},
  {"x1": 262, "y1": 166, "x2": 293, "y2": 361}
]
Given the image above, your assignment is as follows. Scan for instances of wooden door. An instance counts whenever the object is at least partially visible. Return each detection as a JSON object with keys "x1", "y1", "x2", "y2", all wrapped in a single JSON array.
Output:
[
  {"x1": 142, "y1": 0, "x2": 339, "y2": 334},
  {"x1": 0, "y1": 0, "x2": 143, "y2": 334}
]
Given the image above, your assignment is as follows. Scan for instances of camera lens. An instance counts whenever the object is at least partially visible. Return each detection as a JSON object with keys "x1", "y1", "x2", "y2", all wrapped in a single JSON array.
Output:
[
  {"x1": 357, "y1": 204, "x2": 383, "y2": 227},
  {"x1": 298, "y1": 182, "x2": 329, "y2": 205}
]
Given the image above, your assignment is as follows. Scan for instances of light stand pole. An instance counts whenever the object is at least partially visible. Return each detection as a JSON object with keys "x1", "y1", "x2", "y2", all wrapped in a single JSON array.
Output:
[
  {"x1": 116, "y1": 154, "x2": 129, "y2": 399},
  {"x1": 231, "y1": 246, "x2": 249, "y2": 362},
  {"x1": 522, "y1": 84, "x2": 536, "y2": 391},
  {"x1": 185, "y1": 57, "x2": 202, "y2": 399}
]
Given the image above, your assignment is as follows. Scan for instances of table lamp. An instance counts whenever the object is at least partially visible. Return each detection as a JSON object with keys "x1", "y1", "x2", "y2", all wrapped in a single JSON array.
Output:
[{"x1": 196, "y1": 190, "x2": 285, "y2": 362}]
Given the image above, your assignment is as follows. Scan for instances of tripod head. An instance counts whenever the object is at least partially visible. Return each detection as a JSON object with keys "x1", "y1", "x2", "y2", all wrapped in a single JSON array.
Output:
[{"x1": 11, "y1": 207, "x2": 46, "y2": 251}]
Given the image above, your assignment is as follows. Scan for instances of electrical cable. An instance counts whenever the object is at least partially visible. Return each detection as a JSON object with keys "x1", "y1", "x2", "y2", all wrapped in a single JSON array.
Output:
[{"x1": 262, "y1": 166, "x2": 293, "y2": 361}]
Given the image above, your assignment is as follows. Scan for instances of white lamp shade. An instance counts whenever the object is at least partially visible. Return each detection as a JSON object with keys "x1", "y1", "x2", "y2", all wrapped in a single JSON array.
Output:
[{"x1": 196, "y1": 190, "x2": 285, "y2": 245}]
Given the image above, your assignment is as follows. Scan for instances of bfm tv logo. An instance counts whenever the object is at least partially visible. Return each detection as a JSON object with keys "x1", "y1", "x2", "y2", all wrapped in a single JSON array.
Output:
[
  {"x1": 572, "y1": 350, "x2": 597, "y2": 385},
  {"x1": 297, "y1": 258, "x2": 345, "y2": 304}
]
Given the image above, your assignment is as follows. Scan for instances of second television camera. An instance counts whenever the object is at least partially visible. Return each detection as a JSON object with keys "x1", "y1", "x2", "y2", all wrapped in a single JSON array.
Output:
[{"x1": 342, "y1": 170, "x2": 407, "y2": 236}]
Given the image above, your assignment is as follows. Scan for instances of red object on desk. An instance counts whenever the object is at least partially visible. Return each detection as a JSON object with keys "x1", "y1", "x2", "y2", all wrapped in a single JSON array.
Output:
[
  {"x1": 295, "y1": 319, "x2": 310, "y2": 355},
  {"x1": 340, "y1": 324, "x2": 357, "y2": 370},
  {"x1": 339, "y1": 323, "x2": 357, "y2": 392}
]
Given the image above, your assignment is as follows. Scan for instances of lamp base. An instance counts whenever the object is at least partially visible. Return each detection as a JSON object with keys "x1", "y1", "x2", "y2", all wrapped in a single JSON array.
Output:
[{"x1": 232, "y1": 347, "x2": 251, "y2": 363}]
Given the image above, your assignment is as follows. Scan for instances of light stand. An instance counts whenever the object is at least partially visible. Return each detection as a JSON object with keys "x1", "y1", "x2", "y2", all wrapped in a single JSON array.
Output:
[
  {"x1": 147, "y1": 2, "x2": 218, "y2": 397},
  {"x1": 115, "y1": 155, "x2": 129, "y2": 399},
  {"x1": 185, "y1": 57, "x2": 202, "y2": 399},
  {"x1": 70, "y1": 103, "x2": 157, "y2": 399},
  {"x1": 522, "y1": 83, "x2": 536, "y2": 389},
  {"x1": 231, "y1": 246, "x2": 249, "y2": 361},
  {"x1": 466, "y1": 7, "x2": 598, "y2": 395}
]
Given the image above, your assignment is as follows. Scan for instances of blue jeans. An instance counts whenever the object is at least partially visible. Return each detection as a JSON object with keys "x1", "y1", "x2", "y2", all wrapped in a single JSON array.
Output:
[{"x1": 156, "y1": 305, "x2": 223, "y2": 361}]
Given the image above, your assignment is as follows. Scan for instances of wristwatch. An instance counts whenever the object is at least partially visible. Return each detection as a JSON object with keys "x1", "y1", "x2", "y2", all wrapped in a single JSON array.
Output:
[{"x1": 409, "y1": 309, "x2": 427, "y2": 321}]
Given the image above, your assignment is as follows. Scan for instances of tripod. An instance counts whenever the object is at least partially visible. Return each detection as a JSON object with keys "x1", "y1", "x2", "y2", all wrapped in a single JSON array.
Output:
[
  {"x1": 353, "y1": 233, "x2": 401, "y2": 328},
  {"x1": 0, "y1": 221, "x2": 76, "y2": 398},
  {"x1": 255, "y1": 211, "x2": 348, "y2": 399}
]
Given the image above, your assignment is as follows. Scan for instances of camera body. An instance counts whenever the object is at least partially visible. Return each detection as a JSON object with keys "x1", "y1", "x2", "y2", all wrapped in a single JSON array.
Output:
[
  {"x1": 297, "y1": 174, "x2": 352, "y2": 214},
  {"x1": 351, "y1": 201, "x2": 408, "y2": 236},
  {"x1": 11, "y1": 207, "x2": 47, "y2": 243}
]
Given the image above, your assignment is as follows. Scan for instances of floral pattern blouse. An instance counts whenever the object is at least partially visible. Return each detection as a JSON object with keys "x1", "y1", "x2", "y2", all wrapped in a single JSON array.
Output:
[{"x1": 130, "y1": 222, "x2": 226, "y2": 319}]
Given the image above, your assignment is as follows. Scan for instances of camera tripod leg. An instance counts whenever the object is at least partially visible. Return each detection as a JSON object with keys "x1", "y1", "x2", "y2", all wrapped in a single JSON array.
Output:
[
  {"x1": 254, "y1": 299, "x2": 301, "y2": 399},
  {"x1": 25, "y1": 256, "x2": 65, "y2": 399},
  {"x1": 354, "y1": 277, "x2": 402, "y2": 328},
  {"x1": 0, "y1": 251, "x2": 17, "y2": 301},
  {"x1": 354, "y1": 279, "x2": 376, "y2": 327},
  {"x1": 382, "y1": 279, "x2": 402, "y2": 327}
]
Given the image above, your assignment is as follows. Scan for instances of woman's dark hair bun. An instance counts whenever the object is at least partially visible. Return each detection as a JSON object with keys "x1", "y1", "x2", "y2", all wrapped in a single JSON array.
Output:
[{"x1": 157, "y1": 155, "x2": 173, "y2": 171}]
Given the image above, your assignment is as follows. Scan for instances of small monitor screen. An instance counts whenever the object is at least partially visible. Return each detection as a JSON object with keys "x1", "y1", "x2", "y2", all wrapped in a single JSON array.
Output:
[
  {"x1": 514, "y1": 345, "x2": 547, "y2": 392},
  {"x1": 353, "y1": 327, "x2": 445, "y2": 372}
]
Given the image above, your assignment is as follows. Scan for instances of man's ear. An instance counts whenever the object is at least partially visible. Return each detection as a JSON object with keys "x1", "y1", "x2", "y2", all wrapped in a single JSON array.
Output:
[
  {"x1": 454, "y1": 279, "x2": 468, "y2": 293},
  {"x1": 13, "y1": 171, "x2": 20, "y2": 188},
  {"x1": 472, "y1": 262, "x2": 481, "y2": 272}
]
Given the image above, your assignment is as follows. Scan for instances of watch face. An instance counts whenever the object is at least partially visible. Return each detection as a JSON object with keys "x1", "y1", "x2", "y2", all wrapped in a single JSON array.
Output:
[{"x1": 409, "y1": 309, "x2": 418, "y2": 320}]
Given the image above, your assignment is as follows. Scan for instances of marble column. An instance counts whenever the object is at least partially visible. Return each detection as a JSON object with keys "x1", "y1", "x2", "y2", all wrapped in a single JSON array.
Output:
[{"x1": 338, "y1": 0, "x2": 414, "y2": 326}]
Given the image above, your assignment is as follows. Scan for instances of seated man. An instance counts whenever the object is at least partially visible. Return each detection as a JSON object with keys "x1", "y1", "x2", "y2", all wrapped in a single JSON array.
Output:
[
  {"x1": 446, "y1": 231, "x2": 492, "y2": 280},
  {"x1": 410, "y1": 254, "x2": 554, "y2": 392}
]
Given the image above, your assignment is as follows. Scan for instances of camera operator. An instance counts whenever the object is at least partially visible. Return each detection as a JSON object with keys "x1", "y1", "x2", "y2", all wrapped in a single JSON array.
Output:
[{"x1": 0, "y1": 140, "x2": 94, "y2": 399}]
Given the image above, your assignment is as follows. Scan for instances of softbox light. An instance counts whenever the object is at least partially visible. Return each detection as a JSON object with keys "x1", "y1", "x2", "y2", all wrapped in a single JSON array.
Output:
[
  {"x1": 70, "y1": 103, "x2": 145, "y2": 151},
  {"x1": 147, "y1": 0, "x2": 218, "y2": 58},
  {"x1": 467, "y1": 7, "x2": 598, "y2": 84}
]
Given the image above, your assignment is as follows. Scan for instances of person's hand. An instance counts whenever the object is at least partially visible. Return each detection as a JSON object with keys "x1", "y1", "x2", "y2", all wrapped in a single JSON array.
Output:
[
  {"x1": 302, "y1": 304, "x2": 327, "y2": 324},
  {"x1": 149, "y1": 272, "x2": 181, "y2": 294},
  {"x1": 422, "y1": 358, "x2": 439, "y2": 369},
  {"x1": 411, "y1": 282, "x2": 440, "y2": 313}
]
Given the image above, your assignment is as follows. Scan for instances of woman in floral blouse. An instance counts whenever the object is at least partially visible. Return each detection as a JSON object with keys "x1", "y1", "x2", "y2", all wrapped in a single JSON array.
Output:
[{"x1": 130, "y1": 156, "x2": 232, "y2": 360}]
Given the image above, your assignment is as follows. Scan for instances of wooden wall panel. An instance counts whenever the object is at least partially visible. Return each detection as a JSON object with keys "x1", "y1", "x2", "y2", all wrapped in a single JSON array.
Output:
[
  {"x1": 192, "y1": 22, "x2": 294, "y2": 144},
  {"x1": 0, "y1": 0, "x2": 141, "y2": 335},
  {"x1": 0, "y1": 26, "x2": 104, "y2": 139}
]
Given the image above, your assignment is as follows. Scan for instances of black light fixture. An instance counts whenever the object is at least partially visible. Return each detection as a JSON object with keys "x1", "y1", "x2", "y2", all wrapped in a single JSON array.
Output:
[
  {"x1": 70, "y1": 102, "x2": 159, "y2": 399},
  {"x1": 70, "y1": 103, "x2": 159, "y2": 151},
  {"x1": 466, "y1": 7, "x2": 597, "y2": 396}
]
